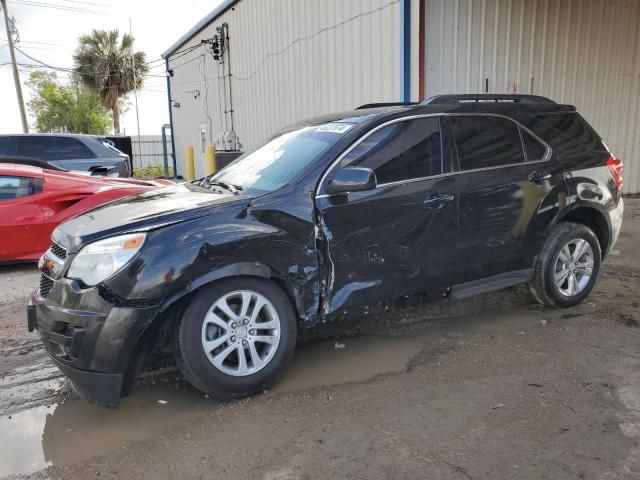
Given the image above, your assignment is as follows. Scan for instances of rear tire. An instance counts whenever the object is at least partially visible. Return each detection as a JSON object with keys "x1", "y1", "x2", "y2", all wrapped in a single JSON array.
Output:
[
  {"x1": 530, "y1": 222, "x2": 601, "y2": 308},
  {"x1": 174, "y1": 278, "x2": 297, "y2": 398}
]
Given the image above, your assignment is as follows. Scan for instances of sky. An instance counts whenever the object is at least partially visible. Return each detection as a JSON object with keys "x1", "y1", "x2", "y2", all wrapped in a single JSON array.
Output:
[{"x1": 0, "y1": 0, "x2": 223, "y2": 135}]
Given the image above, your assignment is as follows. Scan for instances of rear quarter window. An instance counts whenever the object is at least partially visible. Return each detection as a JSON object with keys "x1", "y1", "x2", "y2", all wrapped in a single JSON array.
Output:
[
  {"x1": 0, "y1": 176, "x2": 32, "y2": 200},
  {"x1": 532, "y1": 113, "x2": 606, "y2": 155},
  {"x1": 52, "y1": 137, "x2": 96, "y2": 160}
]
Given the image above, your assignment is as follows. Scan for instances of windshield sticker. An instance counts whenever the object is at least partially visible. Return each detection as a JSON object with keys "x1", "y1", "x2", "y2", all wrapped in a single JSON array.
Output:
[{"x1": 316, "y1": 124, "x2": 353, "y2": 134}]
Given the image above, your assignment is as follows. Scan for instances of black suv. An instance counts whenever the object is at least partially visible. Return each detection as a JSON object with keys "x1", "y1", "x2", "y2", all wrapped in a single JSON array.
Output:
[
  {"x1": 0, "y1": 134, "x2": 131, "y2": 176},
  {"x1": 29, "y1": 95, "x2": 624, "y2": 406}
]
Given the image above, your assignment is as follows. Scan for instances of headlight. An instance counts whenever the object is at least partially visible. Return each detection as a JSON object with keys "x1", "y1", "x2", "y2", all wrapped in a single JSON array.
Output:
[{"x1": 67, "y1": 233, "x2": 146, "y2": 286}]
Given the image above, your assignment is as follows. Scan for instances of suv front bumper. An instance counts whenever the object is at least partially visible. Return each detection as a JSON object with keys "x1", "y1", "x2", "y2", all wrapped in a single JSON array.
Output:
[{"x1": 28, "y1": 278, "x2": 158, "y2": 406}]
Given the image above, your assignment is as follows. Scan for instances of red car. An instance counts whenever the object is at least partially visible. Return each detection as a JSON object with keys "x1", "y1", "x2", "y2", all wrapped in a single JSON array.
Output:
[{"x1": 0, "y1": 162, "x2": 171, "y2": 262}]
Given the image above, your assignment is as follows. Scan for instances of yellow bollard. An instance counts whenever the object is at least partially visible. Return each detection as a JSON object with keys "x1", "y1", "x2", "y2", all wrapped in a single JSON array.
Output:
[
  {"x1": 185, "y1": 146, "x2": 195, "y2": 181},
  {"x1": 205, "y1": 145, "x2": 217, "y2": 176}
]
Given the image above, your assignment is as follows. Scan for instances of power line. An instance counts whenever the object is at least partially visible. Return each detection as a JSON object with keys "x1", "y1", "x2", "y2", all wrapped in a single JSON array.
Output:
[
  {"x1": 168, "y1": 53, "x2": 204, "y2": 72},
  {"x1": 14, "y1": 45, "x2": 73, "y2": 71},
  {"x1": 8, "y1": 0, "x2": 106, "y2": 15},
  {"x1": 55, "y1": 0, "x2": 109, "y2": 7},
  {"x1": 165, "y1": 43, "x2": 206, "y2": 65},
  {"x1": 0, "y1": 37, "x2": 59, "y2": 45},
  {"x1": 12, "y1": 46, "x2": 167, "y2": 82}
]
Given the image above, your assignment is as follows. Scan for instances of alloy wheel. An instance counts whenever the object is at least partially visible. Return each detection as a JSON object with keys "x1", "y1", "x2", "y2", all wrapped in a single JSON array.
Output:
[
  {"x1": 200, "y1": 290, "x2": 281, "y2": 376},
  {"x1": 553, "y1": 238, "x2": 595, "y2": 297}
]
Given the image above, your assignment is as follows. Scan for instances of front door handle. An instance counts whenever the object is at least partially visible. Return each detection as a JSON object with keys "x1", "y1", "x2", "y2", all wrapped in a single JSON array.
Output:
[
  {"x1": 423, "y1": 193, "x2": 455, "y2": 210},
  {"x1": 528, "y1": 171, "x2": 552, "y2": 183}
]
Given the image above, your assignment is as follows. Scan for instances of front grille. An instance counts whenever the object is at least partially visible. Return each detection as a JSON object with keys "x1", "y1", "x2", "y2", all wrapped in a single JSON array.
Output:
[
  {"x1": 50, "y1": 242, "x2": 67, "y2": 260},
  {"x1": 39, "y1": 274, "x2": 53, "y2": 298}
]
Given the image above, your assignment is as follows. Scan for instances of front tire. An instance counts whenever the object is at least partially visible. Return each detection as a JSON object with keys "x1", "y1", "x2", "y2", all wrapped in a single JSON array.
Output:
[
  {"x1": 174, "y1": 278, "x2": 297, "y2": 398},
  {"x1": 530, "y1": 222, "x2": 601, "y2": 308}
]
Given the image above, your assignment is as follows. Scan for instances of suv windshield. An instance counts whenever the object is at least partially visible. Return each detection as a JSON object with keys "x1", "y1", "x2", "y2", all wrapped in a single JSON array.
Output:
[{"x1": 206, "y1": 123, "x2": 353, "y2": 194}]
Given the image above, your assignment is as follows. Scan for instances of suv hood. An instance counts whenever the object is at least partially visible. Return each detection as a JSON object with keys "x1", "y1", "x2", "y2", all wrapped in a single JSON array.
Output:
[{"x1": 53, "y1": 183, "x2": 250, "y2": 252}]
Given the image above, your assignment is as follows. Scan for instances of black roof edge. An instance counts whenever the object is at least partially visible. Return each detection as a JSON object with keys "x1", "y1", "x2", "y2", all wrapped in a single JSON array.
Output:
[
  {"x1": 0, "y1": 156, "x2": 66, "y2": 171},
  {"x1": 424, "y1": 94, "x2": 556, "y2": 105},
  {"x1": 356, "y1": 102, "x2": 419, "y2": 110}
]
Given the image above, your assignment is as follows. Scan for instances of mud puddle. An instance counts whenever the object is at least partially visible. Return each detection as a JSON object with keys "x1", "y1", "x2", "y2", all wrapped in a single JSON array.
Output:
[
  {"x1": 0, "y1": 382, "x2": 213, "y2": 477},
  {"x1": 0, "y1": 335, "x2": 423, "y2": 477},
  {"x1": 274, "y1": 335, "x2": 423, "y2": 393}
]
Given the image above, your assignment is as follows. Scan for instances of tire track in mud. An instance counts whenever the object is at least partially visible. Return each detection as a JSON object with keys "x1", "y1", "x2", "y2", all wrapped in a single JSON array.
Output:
[
  {"x1": 0, "y1": 354, "x2": 66, "y2": 416},
  {"x1": 0, "y1": 266, "x2": 66, "y2": 416}
]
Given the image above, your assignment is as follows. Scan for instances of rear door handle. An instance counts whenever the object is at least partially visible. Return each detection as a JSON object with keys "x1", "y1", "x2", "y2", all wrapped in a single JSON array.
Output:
[
  {"x1": 528, "y1": 171, "x2": 552, "y2": 183},
  {"x1": 423, "y1": 193, "x2": 455, "y2": 209}
]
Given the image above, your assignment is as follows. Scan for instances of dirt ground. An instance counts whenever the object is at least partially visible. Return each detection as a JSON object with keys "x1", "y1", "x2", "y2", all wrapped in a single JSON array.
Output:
[{"x1": 1, "y1": 199, "x2": 639, "y2": 480}]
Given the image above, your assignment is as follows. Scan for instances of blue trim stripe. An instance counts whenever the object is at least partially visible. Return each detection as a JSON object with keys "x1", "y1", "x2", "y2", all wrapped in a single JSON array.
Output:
[
  {"x1": 165, "y1": 58, "x2": 177, "y2": 174},
  {"x1": 400, "y1": 0, "x2": 411, "y2": 102}
]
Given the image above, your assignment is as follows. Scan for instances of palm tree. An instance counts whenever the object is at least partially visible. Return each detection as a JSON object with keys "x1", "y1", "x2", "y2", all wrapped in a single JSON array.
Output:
[{"x1": 73, "y1": 29, "x2": 148, "y2": 134}]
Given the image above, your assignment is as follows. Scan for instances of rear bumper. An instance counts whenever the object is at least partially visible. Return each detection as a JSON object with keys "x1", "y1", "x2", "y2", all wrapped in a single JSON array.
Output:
[
  {"x1": 29, "y1": 279, "x2": 158, "y2": 406},
  {"x1": 607, "y1": 197, "x2": 624, "y2": 253}
]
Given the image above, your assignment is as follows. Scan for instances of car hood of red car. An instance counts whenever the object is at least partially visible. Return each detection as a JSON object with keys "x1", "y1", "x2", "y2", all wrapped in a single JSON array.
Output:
[{"x1": 52, "y1": 182, "x2": 250, "y2": 252}]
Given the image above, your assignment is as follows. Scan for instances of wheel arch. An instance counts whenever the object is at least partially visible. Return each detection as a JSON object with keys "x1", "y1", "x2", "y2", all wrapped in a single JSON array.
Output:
[
  {"x1": 557, "y1": 205, "x2": 610, "y2": 258},
  {"x1": 120, "y1": 262, "x2": 308, "y2": 396}
]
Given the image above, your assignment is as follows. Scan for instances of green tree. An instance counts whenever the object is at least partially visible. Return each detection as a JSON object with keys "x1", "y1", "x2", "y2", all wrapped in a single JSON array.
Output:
[
  {"x1": 73, "y1": 29, "x2": 148, "y2": 134},
  {"x1": 26, "y1": 71, "x2": 112, "y2": 134}
]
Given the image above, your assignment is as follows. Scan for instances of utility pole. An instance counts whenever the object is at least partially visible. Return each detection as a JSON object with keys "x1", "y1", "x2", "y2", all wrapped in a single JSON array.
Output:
[
  {"x1": 129, "y1": 18, "x2": 142, "y2": 162},
  {"x1": 1, "y1": 0, "x2": 28, "y2": 132}
]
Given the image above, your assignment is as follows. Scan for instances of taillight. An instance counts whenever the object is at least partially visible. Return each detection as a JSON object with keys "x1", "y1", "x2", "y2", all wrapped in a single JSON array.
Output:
[{"x1": 607, "y1": 156, "x2": 624, "y2": 190}]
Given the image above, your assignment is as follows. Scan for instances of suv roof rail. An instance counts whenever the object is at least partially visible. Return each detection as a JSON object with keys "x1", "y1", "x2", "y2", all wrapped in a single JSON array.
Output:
[
  {"x1": 423, "y1": 94, "x2": 556, "y2": 105},
  {"x1": 356, "y1": 102, "x2": 419, "y2": 110}
]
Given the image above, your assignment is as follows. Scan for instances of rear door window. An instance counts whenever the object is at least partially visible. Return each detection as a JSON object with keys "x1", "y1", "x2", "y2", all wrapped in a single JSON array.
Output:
[
  {"x1": 448, "y1": 116, "x2": 525, "y2": 171},
  {"x1": 15, "y1": 137, "x2": 50, "y2": 159},
  {"x1": 0, "y1": 137, "x2": 11, "y2": 156},
  {"x1": 16, "y1": 136, "x2": 96, "y2": 160},
  {"x1": 521, "y1": 128, "x2": 548, "y2": 161},
  {"x1": 342, "y1": 117, "x2": 443, "y2": 184}
]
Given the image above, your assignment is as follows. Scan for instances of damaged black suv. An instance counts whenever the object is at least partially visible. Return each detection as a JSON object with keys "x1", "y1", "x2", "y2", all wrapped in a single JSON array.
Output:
[{"x1": 29, "y1": 94, "x2": 624, "y2": 406}]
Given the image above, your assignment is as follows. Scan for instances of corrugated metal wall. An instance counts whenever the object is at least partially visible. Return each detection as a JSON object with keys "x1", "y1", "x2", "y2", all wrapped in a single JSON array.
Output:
[
  {"x1": 167, "y1": 0, "x2": 401, "y2": 178},
  {"x1": 424, "y1": 0, "x2": 640, "y2": 193}
]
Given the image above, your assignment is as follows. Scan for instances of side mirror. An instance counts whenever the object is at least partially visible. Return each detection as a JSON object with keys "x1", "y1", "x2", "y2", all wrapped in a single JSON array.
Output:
[{"x1": 327, "y1": 167, "x2": 377, "y2": 195}]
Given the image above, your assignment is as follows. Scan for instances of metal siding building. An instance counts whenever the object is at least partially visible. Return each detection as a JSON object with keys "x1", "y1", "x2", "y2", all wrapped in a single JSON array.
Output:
[
  {"x1": 164, "y1": 0, "x2": 640, "y2": 192},
  {"x1": 423, "y1": 0, "x2": 640, "y2": 193},
  {"x1": 164, "y1": 0, "x2": 401, "y2": 179}
]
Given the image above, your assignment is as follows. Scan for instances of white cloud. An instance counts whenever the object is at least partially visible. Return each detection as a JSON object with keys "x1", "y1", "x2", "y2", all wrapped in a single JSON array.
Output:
[{"x1": 0, "y1": 0, "x2": 223, "y2": 135}]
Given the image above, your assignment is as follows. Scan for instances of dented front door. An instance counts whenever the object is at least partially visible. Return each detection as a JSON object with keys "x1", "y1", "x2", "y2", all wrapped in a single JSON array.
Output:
[{"x1": 315, "y1": 116, "x2": 458, "y2": 318}]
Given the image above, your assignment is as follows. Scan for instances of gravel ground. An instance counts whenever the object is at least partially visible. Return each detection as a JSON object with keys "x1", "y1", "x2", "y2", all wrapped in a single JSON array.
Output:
[{"x1": 1, "y1": 199, "x2": 639, "y2": 479}]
